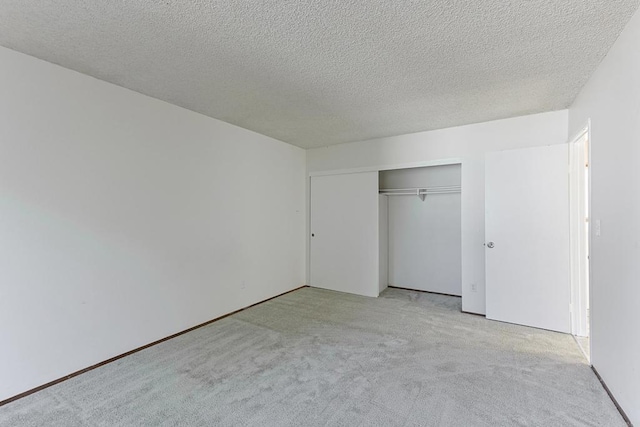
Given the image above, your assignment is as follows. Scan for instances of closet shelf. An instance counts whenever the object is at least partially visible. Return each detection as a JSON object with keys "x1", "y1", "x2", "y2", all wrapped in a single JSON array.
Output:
[{"x1": 379, "y1": 186, "x2": 461, "y2": 201}]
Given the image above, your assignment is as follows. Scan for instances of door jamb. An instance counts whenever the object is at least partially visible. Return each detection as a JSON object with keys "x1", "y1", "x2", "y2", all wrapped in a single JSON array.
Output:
[{"x1": 568, "y1": 121, "x2": 592, "y2": 361}]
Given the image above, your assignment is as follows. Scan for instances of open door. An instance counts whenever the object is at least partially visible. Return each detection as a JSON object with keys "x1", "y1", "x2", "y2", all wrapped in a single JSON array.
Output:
[
  {"x1": 310, "y1": 172, "x2": 379, "y2": 297},
  {"x1": 485, "y1": 145, "x2": 570, "y2": 333}
]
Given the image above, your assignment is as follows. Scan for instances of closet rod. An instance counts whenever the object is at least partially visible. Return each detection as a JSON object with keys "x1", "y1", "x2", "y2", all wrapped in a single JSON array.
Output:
[
  {"x1": 379, "y1": 186, "x2": 461, "y2": 193},
  {"x1": 379, "y1": 191, "x2": 460, "y2": 196},
  {"x1": 379, "y1": 186, "x2": 461, "y2": 200}
]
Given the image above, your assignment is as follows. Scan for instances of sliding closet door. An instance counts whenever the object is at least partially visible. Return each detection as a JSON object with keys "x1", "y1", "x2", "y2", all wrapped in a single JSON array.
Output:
[{"x1": 310, "y1": 172, "x2": 379, "y2": 297}]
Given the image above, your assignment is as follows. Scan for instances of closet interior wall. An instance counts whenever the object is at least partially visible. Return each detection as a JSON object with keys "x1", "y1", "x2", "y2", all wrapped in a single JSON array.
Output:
[{"x1": 380, "y1": 165, "x2": 462, "y2": 296}]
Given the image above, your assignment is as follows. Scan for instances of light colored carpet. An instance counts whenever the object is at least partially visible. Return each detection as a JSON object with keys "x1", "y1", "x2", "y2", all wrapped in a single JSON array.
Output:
[{"x1": 0, "y1": 287, "x2": 624, "y2": 426}]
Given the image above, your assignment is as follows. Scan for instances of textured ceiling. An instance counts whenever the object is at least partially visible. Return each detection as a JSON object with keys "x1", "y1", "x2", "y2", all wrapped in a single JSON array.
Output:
[{"x1": 0, "y1": 1, "x2": 638, "y2": 148}]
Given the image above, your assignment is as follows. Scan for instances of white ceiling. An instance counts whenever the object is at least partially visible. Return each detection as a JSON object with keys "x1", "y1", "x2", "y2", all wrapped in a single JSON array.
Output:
[{"x1": 0, "y1": 1, "x2": 638, "y2": 149}]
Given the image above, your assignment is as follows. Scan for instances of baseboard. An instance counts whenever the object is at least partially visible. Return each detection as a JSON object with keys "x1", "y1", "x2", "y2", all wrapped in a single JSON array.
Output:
[
  {"x1": 591, "y1": 366, "x2": 633, "y2": 426},
  {"x1": 461, "y1": 310, "x2": 486, "y2": 317},
  {"x1": 387, "y1": 285, "x2": 462, "y2": 298},
  {"x1": 0, "y1": 284, "x2": 308, "y2": 408}
]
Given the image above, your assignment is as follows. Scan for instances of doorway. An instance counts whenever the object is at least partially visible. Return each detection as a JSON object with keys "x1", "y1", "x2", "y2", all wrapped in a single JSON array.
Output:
[
  {"x1": 379, "y1": 165, "x2": 462, "y2": 296},
  {"x1": 569, "y1": 126, "x2": 591, "y2": 361}
]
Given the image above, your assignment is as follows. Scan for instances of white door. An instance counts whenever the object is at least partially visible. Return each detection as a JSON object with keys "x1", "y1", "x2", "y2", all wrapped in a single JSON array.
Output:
[
  {"x1": 485, "y1": 145, "x2": 570, "y2": 333},
  {"x1": 310, "y1": 172, "x2": 379, "y2": 297}
]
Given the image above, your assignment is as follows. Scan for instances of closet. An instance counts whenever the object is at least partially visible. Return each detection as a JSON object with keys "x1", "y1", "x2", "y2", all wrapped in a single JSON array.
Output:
[
  {"x1": 309, "y1": 164, "x2": 461, "y2": 299},
  {"x1": 379, "y1": 165, "x2": 462, "y2": 296}
]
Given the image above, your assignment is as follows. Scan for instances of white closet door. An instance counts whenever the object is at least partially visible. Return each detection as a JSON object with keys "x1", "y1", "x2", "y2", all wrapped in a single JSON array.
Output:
[
  {"x1": 310, "y1": 172, "x2": 379, "y2": 297},
  {"x1": 485, "y1": 145, "x2": 570, "y2": 333}
]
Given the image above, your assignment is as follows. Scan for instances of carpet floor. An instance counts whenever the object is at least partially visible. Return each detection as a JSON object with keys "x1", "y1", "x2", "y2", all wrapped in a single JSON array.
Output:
[{"x1": 0, "y1": 287, "x2": 625, "y2": 426}]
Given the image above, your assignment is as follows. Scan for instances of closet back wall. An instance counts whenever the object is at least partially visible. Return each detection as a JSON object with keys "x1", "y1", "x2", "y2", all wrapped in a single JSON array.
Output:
[{"x1": 380, "y1": 166, "x2": 462, "y2": 296}]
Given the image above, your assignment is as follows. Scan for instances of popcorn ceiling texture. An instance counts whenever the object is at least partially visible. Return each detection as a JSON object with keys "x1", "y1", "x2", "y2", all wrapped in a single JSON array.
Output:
[{"x1": 0, "y1": 1, "x2": 638, "y2": 148}]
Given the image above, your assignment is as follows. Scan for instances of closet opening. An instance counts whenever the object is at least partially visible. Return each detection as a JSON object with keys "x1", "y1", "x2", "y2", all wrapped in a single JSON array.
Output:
[{"x1": 378, "y1": 164, "x2": 462, "y2": 302}]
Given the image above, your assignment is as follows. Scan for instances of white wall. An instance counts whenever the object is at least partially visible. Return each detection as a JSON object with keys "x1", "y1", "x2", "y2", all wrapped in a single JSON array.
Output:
[
  {"x1": 308, "y1": 110, "x2": 568, "y2": 314},
  {"x1": 0, "y1": 46, "x2": 306, "y2": 402},
  {"x1": 568, "y1": 7, "x2": 640, "y2": 424},
  {"x1": 380, "y1": 165, "x2": 462, "y2": 296}
]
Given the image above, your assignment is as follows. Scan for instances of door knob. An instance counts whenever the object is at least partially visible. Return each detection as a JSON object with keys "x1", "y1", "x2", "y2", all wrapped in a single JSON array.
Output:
[{"x1": 487, "y1": 242, "x2": 495, "y2": 248}]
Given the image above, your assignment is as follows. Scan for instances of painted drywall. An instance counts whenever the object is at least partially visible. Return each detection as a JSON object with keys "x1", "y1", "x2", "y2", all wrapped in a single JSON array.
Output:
[
  {"x1": 568, "y1": 7, "x2": 640, "y2": 424},
  {"x1": 380, "y1": 165, "x2": 462, "y2": 296},
  {"x1": 308, "y1": 110, "x2": 568, "y2": 314},
  {"x1": 0, "y1": 46, "x2": 306, "y2": 402}
]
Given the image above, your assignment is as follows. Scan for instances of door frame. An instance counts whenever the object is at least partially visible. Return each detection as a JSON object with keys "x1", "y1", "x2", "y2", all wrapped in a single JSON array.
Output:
[{"x1": 568, "y1": 121, "x2": 592, "y2": 359}]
